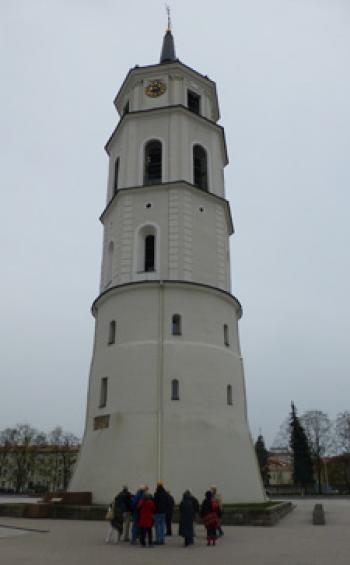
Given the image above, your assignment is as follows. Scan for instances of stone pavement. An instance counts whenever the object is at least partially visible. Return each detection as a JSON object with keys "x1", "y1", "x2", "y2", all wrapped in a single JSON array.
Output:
[{"x1": 0, "y1": 498, "x2": 349, "y2": 565}]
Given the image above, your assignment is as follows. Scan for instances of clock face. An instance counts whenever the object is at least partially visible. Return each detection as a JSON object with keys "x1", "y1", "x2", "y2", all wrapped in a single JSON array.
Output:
[{"x1": 145, "y1": 79, "x2": 167, "y2": 98}]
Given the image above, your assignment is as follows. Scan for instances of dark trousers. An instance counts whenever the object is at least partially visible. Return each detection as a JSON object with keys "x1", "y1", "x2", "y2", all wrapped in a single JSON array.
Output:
[
  {"x1": 140, "y1": 527, "x2": 153, "y2": 546},
  {"x1": 166, "y1": 514, "x2": 172, "y2": 535}
]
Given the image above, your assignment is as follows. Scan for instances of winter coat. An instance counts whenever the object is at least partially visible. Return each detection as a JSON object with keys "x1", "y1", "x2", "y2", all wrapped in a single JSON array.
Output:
[
  {"x1": 201, "y1": 495, "x2": 220, "y2": 529},
  {"x1": 165, "y1": 492, "x2": 175, "y2": 518},
  {"x1": 200, "y1": 497, "x2": 212, "y2": 518},
  {"x1": 154, "y1": 485, "x2": 169, "y2": 514},
  {"x1": 109, "y1": 500, "x2": 123, "y2": 532},
  {"x1": 212, "y1": 498, "x2": 222, "y2": 518},
  {"x1": 190, "y1": 495, "x2": 200, "y2": 516},
  {"x1": 115, "y1": 489, "x2": 133, "y2": 513},
  {"x1": 137, "y1": 498, "x2": 156, "y2": 528},
  {"x1": 179, "y1": 494, "x2": 195, "y2": 539},
  {"x1": 131, "y1": 489, "x2": 144, "y2": 519}
]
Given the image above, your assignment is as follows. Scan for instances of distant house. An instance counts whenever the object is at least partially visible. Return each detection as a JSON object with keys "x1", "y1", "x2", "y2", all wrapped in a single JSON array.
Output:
[
  {"x1": 268, "y1": 448, "x2": 293, "y2": 487},
  {"x1": 267, "y1": 448, "x2": 345, "y2": 494}
]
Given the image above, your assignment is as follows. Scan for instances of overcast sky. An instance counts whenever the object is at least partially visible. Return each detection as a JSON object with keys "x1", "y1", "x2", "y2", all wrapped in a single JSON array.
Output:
[{"x1": 1, "y1": 0, "x2": 349, "y2": 447}]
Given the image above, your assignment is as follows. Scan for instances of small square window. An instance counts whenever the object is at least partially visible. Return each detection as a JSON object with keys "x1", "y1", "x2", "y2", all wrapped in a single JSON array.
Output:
[
  {"x1": 187, "y1": 90, "x2": 200, "y2": 114},
  {"x1": 93, "y1": 415, "x2": 110, "y2": 430}
]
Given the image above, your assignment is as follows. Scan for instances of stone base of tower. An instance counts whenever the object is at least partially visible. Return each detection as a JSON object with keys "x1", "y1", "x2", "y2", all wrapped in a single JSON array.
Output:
[
  {"x1": 70, "y1": 421, "x2": 265, "y2": 504},
  {"x1": 69, "y1": 281, "x2": 266, "y2": 504},
  {"x1": 70, "y1": 432, "x2": 265, "y2": 504}
]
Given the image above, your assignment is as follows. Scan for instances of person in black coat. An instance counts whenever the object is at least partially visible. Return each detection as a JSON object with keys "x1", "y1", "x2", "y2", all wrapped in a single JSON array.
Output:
[
  {"x1": 179, "y1": 490, "x2": 195, "y2": 547},
  {"x1": 190, "y1": 493, "x2": 200, "y2": 536},
  {"x1": 165, "y1": 490, "x2": 175, "y2": 536},
  {"x1": 115, "y1": 486, "x2": 133, "y2": 541},
  {"x1": 153, "y1": 482, "x2": 169, "y2": 544}
]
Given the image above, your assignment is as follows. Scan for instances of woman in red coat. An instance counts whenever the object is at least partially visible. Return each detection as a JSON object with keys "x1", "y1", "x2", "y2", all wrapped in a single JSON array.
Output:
[
  {"x1": 201, "y1": 490, "x2": 220, "y2": 546},
  {"x1": 137, "y1": 494, "x2": 156, "y2": 547}
]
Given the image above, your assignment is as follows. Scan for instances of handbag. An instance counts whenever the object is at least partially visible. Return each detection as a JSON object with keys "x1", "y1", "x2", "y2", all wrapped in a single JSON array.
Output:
[
  {"x1": 202, "y1": 511, "x2": 219, "y2": 528},
  {"x1": 105, "y1": 505, "x2": 114, "y2": 521}
]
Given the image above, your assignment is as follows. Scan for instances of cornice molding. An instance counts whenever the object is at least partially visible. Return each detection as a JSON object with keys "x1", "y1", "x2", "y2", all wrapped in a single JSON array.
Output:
[{"x1": 92, "y1": 280, "x2": 242, "y2": 319}]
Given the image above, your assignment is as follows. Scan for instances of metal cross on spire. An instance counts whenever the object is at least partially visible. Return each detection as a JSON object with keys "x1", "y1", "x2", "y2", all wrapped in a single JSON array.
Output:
[
  {"x1": 160, "y1": 4, "x2": 176, "y2": 63},
  {"x1": 166, "y1": 3, "x2": 171, "y2": 31}
]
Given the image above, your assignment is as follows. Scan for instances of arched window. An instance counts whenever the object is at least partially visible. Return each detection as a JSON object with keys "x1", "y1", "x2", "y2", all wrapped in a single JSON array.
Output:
[
  {"x1": 224, "y1": 324, "x2": 229, "y2": 346},
  {"x1": 108, "y1": 320, "x2": 116, "y2": 345},
  {"x1": 193, "y1": 144, "x2": 208, "y2": 190},
  {"x1": 136, "y1": 225, "x2": 158, "y2": 274},
  {"x1": 113, "y1": 158, "x2": 119, "y2": 195},
  {"x1": 144, "y1": 140, "x2": 162, "y2": 185},
  {"x1": 106, "y1": 241, "x2": 114, "y2": 285},
  {"x1": 99, "y1": 377, "x2": 108, "y2": 408},
  {"x1": 144, "y1": 234, "x2": 155, "y2": 272},
  {"x1": 171, "y1": 379, "x2": 180, "y2": 401},
  {"x1": 227, "y1": 385, "x2": 232, "y2": 406},
  {"x1": 172, "y1": 314, "x2": 182, "y2": 336}
]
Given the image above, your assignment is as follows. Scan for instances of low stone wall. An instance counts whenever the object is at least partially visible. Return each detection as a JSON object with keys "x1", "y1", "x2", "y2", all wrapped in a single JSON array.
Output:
[
  {"x1": 42, "y1": 492, "x2": 92, "y2": 505},
  {"x1": 0, "y1": 503, "x2": 26, "y2": 518},
  {"x1": 221, "y1": 502, "x2": 293, "y2": 526},
  {"x1": 0, "y1": 501, "x2": 293, "y2": 526}
]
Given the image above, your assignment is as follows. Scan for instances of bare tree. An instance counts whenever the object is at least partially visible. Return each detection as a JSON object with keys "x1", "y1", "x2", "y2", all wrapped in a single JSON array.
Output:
[
  {"x1": 333, "y1": 411, "x2": 350, "y2": 491},
  {"x1": 335, "y1": 411, "x2": 350, "y2": 453},
  {"x1": 0, "y1": 424, "x2": 47, "y2": 492},
  {"x1": 272, "y1": 416, "x2": 290, "y2": 449},
  {"x1": 301, "y1": 410, "x2": 332, "y2": 494},
  {"x1": 0, "y1": 424, "x2": 79, "y2": 493},
  {"x1": 0, "y1": 428, "x2": 16, "y2": 490},
  {"x1": 48, "y1": 427, "x2": 80, "y2": 490}
]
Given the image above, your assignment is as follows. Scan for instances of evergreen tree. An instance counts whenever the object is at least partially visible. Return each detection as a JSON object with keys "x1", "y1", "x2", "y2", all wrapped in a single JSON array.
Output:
[
  {"x1": 290, "y1": 402, "x2": 314, "y2": 490},
  {"x1": 255, "y1": 434, "x2": 270, "y2": 487}
]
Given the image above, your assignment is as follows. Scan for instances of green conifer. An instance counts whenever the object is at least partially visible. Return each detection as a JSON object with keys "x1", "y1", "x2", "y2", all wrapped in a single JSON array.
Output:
[
  {"x1": 255, "y1": 433, "x2": 270, "y2": 487},
  {"x1": 290, "y1": 402, "x2": 314, "y2": 490}
]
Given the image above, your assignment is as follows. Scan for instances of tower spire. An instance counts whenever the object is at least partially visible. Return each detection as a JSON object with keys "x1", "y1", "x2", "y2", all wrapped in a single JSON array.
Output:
[
  {"x1": 160, "y1": 5, "x2": 176, "y2": 63},
  {"x1": 166, "y1": 4, "x2": 171, "y2": 31}
]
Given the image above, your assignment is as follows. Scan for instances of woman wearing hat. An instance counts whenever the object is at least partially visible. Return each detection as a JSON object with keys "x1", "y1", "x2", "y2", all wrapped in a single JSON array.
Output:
[{"x1": 200, "y1": 490, "x2": 220, "y2": 546}]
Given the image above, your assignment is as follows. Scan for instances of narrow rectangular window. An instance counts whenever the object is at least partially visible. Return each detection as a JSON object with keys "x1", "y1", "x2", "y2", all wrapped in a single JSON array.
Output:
[
  {"x1": 144, "y1": 234, "x2": 155, "y2": 272},
  {"x1": 193, "y1": 145, "x2": 208, "y2": 190},
  {"x1": 227, "y1": 384, "x2": 233, "y2": 406},
  {"x1": 171, "y1": 379, "x2": 179, "y2": 400},
  {"x1": 108, "y1": 321, "x2": 116, "y2": 345},
  {"x1": 144, "y1": 140, "x2": 162, "y2": 185},
  {"x1": 172, "y1": 314, "x2": 182, "y2": 336},
  {"x1": 99, "y1": 377, "x2": 108, "y2": 408},
  {"x1": 113, "y1": 158, "x2": 119, "y2": 195},
  {"x1": 187, "y1": 90, "x2": 200, "y2": 114},
  {"x1": 123, "y1": 101, "x2": 129, "y2": 114},
  {"x1": 224, "y1": 324, "x2": 229, "y2": 346}
]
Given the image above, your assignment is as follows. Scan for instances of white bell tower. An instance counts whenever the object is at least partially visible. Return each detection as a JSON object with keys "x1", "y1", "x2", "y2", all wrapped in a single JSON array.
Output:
[{"x1": 70, "y1": 25, "x2": 265, "y2": 503}]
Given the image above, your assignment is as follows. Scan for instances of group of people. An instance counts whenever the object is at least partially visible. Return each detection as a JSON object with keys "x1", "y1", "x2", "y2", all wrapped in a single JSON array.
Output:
[{"x1": 105, "y1": 482, "x2": 223, "y2": 548}]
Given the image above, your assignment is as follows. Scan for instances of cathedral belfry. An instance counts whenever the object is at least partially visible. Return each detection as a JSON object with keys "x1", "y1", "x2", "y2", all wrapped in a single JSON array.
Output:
[{"x1": 70, "y1": 24, "x2": 265, "y2": 503}]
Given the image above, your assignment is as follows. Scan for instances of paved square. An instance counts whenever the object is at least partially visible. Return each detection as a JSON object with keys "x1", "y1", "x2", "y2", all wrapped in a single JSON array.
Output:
[
  {"x1": 0, "y1": 526, "x2": 30, "y2": 539},
  {"x1": 0, "y1": 498, "x2": 349, "y2": 564}
]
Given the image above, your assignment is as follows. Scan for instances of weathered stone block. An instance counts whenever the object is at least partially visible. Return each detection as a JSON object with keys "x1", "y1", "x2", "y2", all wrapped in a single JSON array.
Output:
[{"x1": 313, "y1": 503, "x2": 325, "y2": 525}]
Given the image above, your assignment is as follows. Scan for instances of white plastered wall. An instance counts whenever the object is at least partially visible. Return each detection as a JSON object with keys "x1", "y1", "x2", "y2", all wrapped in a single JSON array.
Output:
[
  {"x1": 106, "y1": 109, "x2": 226, "y2": 199},
  {"x1": 70, "y1": 282, "x2": 265, "y2": 503},
  {"x1": 100, "y1": 185, "x2": 230, "y2": 292}
]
